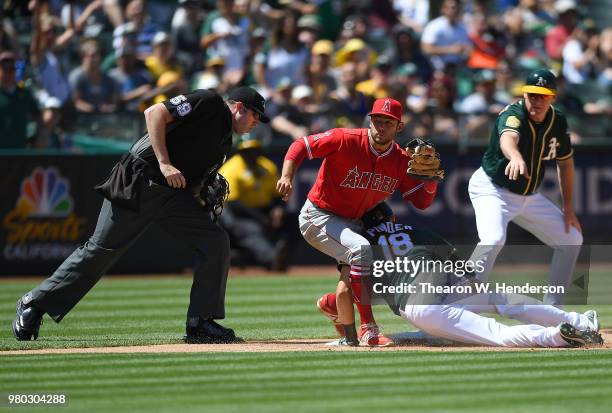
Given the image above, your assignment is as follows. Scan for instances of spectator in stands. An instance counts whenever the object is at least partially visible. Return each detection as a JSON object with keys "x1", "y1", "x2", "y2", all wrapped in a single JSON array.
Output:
[
  {"x1": 397, "y1": 62, "x2": 428, "y2": 115},
  {"x1": 457, "y1": 69, "x2": 508, "y2": 139},
  {"x1": 421, "y1": 0, "x2": 472, "y2": 71},
  {"x1": 113, "y1": 0, "x2": 160, "y2": 58},
  {"x1": 30, "y1": 6, "x2": 75, "y2": 149},
  {"x1": 389, "y1": 24, "x2": 432, "y2": 83},
  {"x1": 145, "y1": 31, "x2": 183, "y2": 81},
  {"x1": 493, "y1": 59, "x2": 514, "y2": 103},
  {"x1": 193, "y1": 56, "x2": 225, "y2": 93},
  {"x1": 267, "y1": 81, "x2": 311, "y2": 143},
  {"x1": 108, "y1": 45, "x2": 153, "y2": 112},
  {"x1": 467, "y1": 10, "x2": 506, "y2": 70},
  {"x1": 70, "y1": 39, "x2": 120, "y2": 113},
  {"x1": 219, "y1": 135, "x2": 298, "y2": 271},
  {"x1": 356, "y1": 55, "x2": 394, "y2": 100},
  {"x1": 147, "y1": 0, "x2": 178, "y2": 28},
  {"x1": 0, "y1": 9, "x2": 20, "y2": 54},
  {"x1": 392, "y1": 0, "x2": 429, "y2": 34},
  {"x1": 254, "y1": 10, "x2": 308, "y2": 91},
  {"x1": 291, "y1": 84, "x2": 331, "y2": 134},
  {"x1": 312, "y1": 0, "x2": 345, "y2": 41},
  {"x1": 0, "y1": 51, "x2": 40, "y2": 149},
  {"x1": 200, "y1": 0, "x2": 250, "y2": 85},
  {"x1": 423, "y1": 74, "x2": 460, "y2": 140},
  {"x1": 106, "y1": 21, "x2": 138, "y2": 71},
  {"x1": 170, "y1": 0, "x2": 204, "y2": 75},
  {"x1": 503, "y1": 0, "x2": 554, "y2": 60},
  {"x1": 242, "y1": 27, "x2": 267, "y2": 87},
  {"x1": 296, "y1": 13, "x2": 321, "y2": 51},
  {"x1": 60, "y1": 0, "x2": 118, "y2": 38},
  {"x1": 31, "y1": 1, "x2": 106, "y2": 147},
  {"x1": 307, "y1": 39, "x2": 336, "y2": 107},
  {"x1": 337, "y1": 14, "x2": 369, "y2": 44},
  {"x1": 597, "y1": 27, "x2": 612, "y2": 87},
  {"x1": 334, "y1": 37, "x2": 373, "y2": 80},
  {"x1": 329, "y1": 62, "x2": 370, "y2": 128},
  {"x1": 545, "y1": 0, "x2": 580, "y2": 62},
  {"x1": 562, "y1": 23, "x2": 601, "y2": 85}
]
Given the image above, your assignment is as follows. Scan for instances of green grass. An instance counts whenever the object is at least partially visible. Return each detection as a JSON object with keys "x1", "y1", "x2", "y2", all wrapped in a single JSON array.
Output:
[
  {"x1": 1, "y1": 273, "x2": 612, "y2": 412},
  {"x1": 1, "y1": 351, "x2": 612, "y2": 413}
]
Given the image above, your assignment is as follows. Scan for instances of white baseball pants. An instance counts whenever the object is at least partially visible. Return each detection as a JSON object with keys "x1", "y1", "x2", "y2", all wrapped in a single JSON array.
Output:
[
  {"x1": 400, "y1": 292, "x2": 592, "y2": 347},
  {"x1": 468, "y1": 167, "x2": 583, "y2": 305}
]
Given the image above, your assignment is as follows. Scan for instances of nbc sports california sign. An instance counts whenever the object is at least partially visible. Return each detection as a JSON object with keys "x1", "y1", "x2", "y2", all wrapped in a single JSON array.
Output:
[{"x1": 2, "y1": 167, "x2": 88, "y2": 261}]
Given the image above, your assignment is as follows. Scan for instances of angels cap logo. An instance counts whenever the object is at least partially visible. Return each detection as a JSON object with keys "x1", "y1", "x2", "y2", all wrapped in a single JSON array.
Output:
[
  {"x1": 382, "y1": 99, "x2": 391, "y2": 113},
  {"x1": 14, "y1": 167, "x2": 73, "y2": 218},
  {"x1": 369, "y1": 98, "x2": 403, "y2": 122}
]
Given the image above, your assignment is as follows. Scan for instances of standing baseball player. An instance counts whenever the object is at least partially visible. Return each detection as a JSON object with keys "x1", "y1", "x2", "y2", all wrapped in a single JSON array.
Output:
[
  {"x1": 12, "y1": 86, "x2": 269, "y2": 344},
  {"x1": 276, "y1": 98, "x2": 443, "y2": 346},
  {"x1": 468, "y1": 69, "x2": 582, "y2": 306},
  {"x1": 321, "y1": 202, "x2": 602, "y2": 348}
]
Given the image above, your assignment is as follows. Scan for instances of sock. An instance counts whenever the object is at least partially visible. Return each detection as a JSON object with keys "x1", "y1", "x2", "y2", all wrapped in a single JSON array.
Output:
[
  {"x1": 350, "y1": 270, "x2": 375, "y2": 326},
  {"x1": 342, "y1": 323, "x2": 358, "y2": 345}
]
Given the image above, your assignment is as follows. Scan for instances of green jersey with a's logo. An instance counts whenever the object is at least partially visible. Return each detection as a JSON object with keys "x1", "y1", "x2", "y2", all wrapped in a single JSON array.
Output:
[{"x1": 481, "y1": 99, "x2": 573, "y2": 195}]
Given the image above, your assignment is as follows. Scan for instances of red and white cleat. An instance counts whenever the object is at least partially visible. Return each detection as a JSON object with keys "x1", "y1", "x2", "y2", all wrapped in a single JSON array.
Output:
[{"x1": 358, "y1": 323, "x2": 394, "y2": 347}]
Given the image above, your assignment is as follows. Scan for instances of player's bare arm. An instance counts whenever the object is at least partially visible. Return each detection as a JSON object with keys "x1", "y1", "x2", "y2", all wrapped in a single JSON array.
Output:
[
  {"x1": 144, "y1": 103, "x2": 186, "y2": 189},
  {"x1": 277, "y1": 159, "x2": 297, "y2": 201},
  {"x1": 557, "y1": 157, "x2": 582, "y2": 234},
  {"x1": 500, "y1": 130, "x2": 530, "y2": 180}
]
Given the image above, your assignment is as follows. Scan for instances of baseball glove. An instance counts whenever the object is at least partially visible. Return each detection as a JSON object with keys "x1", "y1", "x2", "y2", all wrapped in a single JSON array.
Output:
[{"x1": 405, "y1": 138, "x2": 445, "y2": 182}]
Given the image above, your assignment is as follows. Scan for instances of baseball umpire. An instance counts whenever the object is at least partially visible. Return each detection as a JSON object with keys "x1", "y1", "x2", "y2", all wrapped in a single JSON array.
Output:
[
  {"x1": 468, "y1": 68, "x2": 583, "y2": 306},
  {"x1": 12, "y1": 86, "x2": 269, "y2": 344}
]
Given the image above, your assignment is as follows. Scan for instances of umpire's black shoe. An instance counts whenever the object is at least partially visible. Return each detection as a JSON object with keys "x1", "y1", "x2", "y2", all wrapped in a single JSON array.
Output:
[
  {"x1": 184, "y1": 319, "x2": 243, "y2": 344},
  {"x1": 12, "y1": 297, "x2": 44, "y2": 341}
]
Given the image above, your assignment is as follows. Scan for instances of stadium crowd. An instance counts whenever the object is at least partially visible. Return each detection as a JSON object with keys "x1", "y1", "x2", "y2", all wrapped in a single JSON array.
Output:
[{"x1": 0, "y1": 0, "x2": 610, "y2": 150}]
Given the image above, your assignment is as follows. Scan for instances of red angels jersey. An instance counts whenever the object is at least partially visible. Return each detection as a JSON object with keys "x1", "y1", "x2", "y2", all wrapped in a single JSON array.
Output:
[{"x1": 300, "y1": 128, "x2": 437, "y2": 219}]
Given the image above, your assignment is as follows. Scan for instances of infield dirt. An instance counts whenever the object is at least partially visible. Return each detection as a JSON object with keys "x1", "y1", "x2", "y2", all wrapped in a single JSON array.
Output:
[{"x1": 2, "y1": 331, "x2": 610, "y2": 355}]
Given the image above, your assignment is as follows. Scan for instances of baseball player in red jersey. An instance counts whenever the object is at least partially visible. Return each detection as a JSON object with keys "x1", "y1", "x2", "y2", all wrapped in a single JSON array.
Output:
[{"x1": 276, "y1": 98, "x2": 439, "y2": 346}]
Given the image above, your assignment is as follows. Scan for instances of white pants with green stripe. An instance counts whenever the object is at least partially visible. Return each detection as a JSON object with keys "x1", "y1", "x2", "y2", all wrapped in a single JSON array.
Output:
[{"x1": 467, "y1": 167, "x2": 583, "y2": 306}]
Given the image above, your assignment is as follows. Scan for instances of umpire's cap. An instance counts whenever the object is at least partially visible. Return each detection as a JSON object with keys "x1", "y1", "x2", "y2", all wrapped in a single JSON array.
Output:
[
  {"x1": 228, "y1": 86, "x2": 270, "y2": 123},
  {"x1": 522, "y1": 69, "x2": 557, "y2": 96}
]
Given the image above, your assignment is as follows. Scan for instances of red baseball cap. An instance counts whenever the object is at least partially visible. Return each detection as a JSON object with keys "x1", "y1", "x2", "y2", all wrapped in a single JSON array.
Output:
[{"x1": 368, "y1": 98, "x2": 403, "y2": 122}]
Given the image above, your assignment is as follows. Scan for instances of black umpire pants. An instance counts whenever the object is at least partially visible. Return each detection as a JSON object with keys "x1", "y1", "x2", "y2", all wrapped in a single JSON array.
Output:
[{"x1": 26, "y1": 178, "x2": 230, "y2": 324}]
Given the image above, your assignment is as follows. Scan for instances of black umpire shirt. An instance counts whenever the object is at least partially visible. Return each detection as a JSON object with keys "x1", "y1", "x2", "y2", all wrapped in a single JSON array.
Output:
[
  {"x1": 131, "y1": 89, "x2": 233, "y2": 183},
  {"x1": 95, "y1": 89, "x2": 233, "y2": 211}
]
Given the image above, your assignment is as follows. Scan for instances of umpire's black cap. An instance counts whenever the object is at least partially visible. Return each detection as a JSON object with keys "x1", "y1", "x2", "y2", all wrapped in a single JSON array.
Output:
[{"x1": 228, "y1": 87, "x2": 270, "y2": 123}]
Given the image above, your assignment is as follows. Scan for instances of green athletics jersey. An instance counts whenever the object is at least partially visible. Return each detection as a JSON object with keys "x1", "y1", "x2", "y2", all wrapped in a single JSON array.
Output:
[
  {"x1": 365, "y1": 222, "x2": 468, "y2": 315},
  {"x1": 481, "y1": 99, "x2": 573, "y2": 195}
]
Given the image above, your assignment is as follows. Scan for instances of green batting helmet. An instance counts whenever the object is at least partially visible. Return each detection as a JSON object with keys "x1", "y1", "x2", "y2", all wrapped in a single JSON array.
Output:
[{"x1": 522, "y1": 69, "x2": 557, "y2": 96}]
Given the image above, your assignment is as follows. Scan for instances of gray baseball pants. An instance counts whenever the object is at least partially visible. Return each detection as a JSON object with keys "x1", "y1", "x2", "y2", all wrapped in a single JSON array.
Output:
[{"x1": 25, "y1": 178, "x2": 230, "y2": 323}]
